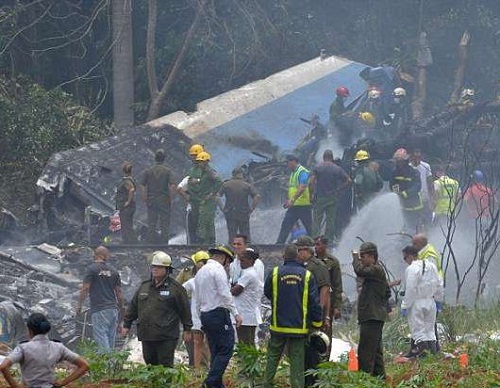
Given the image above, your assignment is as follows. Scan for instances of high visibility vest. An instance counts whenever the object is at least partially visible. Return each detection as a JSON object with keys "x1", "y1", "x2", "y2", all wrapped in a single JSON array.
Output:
[
  {"x1": 288, "y1": 165, "x2": 311, "y2": 206},
  {"x1": 270, "y1": 267, "x2": 321, "y2": 334},
  {"x1": 435, "y1": 176, "x2": 459, "y2": 215},
  {"x1": 418, "y1": 244, "x2": 443, "y2": 279}
]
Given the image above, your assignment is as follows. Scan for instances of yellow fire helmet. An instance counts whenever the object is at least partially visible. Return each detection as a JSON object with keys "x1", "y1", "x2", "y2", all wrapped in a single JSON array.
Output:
[{"x1": 189, "y1": 144, "x2": 204, "y2": 156}]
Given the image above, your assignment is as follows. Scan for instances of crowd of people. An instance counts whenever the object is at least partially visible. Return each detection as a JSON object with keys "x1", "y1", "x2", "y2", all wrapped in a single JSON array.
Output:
[{"x1": 0, "y1": 230, "x2": 450, "y2": 387}]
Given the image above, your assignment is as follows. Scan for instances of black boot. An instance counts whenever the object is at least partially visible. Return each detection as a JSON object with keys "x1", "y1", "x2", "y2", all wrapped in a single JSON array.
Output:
[{"x1": 427, "y1": 340, "x2": 438, "y2": 355}]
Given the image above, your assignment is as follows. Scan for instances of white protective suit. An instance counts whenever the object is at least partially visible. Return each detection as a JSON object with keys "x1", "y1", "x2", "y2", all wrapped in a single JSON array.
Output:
[{"x1": 401, "y1": 259, "x2": 444, "y2": 344}]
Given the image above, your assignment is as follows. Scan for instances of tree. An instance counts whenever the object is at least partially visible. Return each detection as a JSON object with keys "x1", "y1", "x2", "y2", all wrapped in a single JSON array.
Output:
[
  {"x1": 112, "y1": 0, "x2": 134, "y2": 127},
  {"x1": 145, "y1": 0, "x2": 207, "y2": 121}
]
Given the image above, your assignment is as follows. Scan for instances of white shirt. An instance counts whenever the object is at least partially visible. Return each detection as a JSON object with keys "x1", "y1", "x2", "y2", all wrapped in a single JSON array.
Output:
[
  {"x1": 177, "y1": 176, "x2": 189, "y2": 190},
  {"x1": 230, "y1": 257, "x2": 265, "y2": 284},
  {"x1": 194, "y1": 259, "x2": 238, "y2": 317},
  {"x1": 183, "y1": 278, "x2": 202, "y2": 331},
  {"x1": 412, "y1": 161, "x2": 432, "y2": 200},
  {"x1": 233, "y1": 267, "x2": 263, "y2": 326}
]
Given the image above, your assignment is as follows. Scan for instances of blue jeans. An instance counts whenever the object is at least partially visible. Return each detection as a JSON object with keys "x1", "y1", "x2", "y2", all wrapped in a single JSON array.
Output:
[
  {"x1": 201, "y1": 308, "x2": 235, "y2": 388},
  {"x1": 91, "y1": 308, "x2": 119, "y2": 352}
]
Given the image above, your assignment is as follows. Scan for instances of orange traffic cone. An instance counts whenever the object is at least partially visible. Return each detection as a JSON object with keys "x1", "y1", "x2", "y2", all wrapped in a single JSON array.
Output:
[
  {"x1": 459, "y1": 353, "x2": 469, "y2": 369},
  {"x1": 348, "y1": 347, "x2": 359, "y2": 371}
]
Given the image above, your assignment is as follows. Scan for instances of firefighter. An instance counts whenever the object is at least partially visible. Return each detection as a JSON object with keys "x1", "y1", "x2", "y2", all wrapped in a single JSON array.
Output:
[
  {"x1": 187, "y1": 151, "x2": 222, "y2": 245},
  {"x1": 178, "y1": 144, "x2": 205, "y2": 244},
  {"x1": 390, "y1": 148, "x2": 424, "y2": 233},
  {"x1": 329, "y1": 86, "x2": 350, "y2": 125},
  {"x1": 353, "y1": 150, "x2": 383, "y2": 210}
]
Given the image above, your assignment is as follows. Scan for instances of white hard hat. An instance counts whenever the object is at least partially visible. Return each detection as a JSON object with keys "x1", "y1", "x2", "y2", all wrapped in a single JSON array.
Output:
[
  {"x1": 309, "y1": 331, "x2": 331, "y2": 357},
  {"x1": 150, "y1": 251, "x2": 172, "y2": 267}
]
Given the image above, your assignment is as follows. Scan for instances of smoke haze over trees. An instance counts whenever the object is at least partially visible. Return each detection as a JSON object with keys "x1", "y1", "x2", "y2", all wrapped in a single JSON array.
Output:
[{"x1": 1, "y1": 0, "x2": 500, "y2": 212}]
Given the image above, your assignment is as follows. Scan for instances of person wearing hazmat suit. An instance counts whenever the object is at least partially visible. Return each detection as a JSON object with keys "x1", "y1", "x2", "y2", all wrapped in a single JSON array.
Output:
[{"x1": 400, "y1": 246, "x2": 443, "y2": 360}]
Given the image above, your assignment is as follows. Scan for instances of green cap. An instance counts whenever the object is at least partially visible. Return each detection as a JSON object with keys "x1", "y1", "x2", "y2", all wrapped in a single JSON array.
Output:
[{"x1": 294, "y1": 235, "x2": 315, "y2": 247}]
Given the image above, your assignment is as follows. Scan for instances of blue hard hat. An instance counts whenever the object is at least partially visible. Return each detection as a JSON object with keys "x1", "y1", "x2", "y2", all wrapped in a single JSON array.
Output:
[{"x1": 472, "y1": 170, "x2": 484, "y2": 182}]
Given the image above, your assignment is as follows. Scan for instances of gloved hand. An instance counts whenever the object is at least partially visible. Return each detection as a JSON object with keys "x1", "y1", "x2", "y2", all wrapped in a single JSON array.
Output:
[
  {"x1": 435, "y1": 301, "x2": 444, "y2": 313},
  {"x1": 401, "y1": 309, "x2": 407, "y2": 317},
  {"x1": 400, "y1": 191, "x2": 408, "y2": 198}
]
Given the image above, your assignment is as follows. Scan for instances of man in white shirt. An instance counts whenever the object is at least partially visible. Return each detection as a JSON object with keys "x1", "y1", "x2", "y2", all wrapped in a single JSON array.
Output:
[
  {"x1": 410, "y1": 149, "x2": 435, "y2": 226},
  {"x1": 229, "y1": 234, "x2": 264, "y2": 283},
  {"x1": 195, "y1": 244, "x2": 242, "y2": 388},
  {"x1": 230, "y1": 249, "x2": 263, "y2": 347},
  {"x1": 229, "y1": 234, "x2": 265, "y2": 346}
]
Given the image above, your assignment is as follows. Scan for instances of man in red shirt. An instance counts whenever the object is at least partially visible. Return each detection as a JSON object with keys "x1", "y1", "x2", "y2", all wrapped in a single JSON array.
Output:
[{"x1": 463, "y1": 170, "x2": 496, "y2": 219}]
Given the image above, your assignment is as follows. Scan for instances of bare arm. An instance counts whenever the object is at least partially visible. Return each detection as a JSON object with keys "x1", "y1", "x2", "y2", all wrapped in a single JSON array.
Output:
[
  {"x1": 230, "y1": 284, "x2": 244, "y2": 296},
  {"x1": 115, "y1": 286, "x2": 124, "y2": 312},
  {"x1": 250, "y1": 193, "x2": 261, "y2": 212},
  {"x1": 0, "y1": 359, "x2": 20, "y2": 388},
  {"x1": 140, "y1": 185, "x2": 147, "y2": 203},
  {"x1": 54, "y1": 356, "x2": 89, "y2": 387},
  {"x1": 319, "y1": 285, "x2": 331, "y2": 321},
  {"x1": 125, "y1": 186, "x2": 135, "y2": 207}
]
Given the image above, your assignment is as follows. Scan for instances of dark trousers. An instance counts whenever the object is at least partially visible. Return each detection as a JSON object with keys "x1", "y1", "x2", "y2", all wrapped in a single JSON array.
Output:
[
  {"x1": 358, "y1": 320, "x2": 385, "y2": 378},
  {"x1": 201, "y1": 308, "x2": 235, "y2": 388},
  {"x1": 141, "y1": 338, "x2": 178, "y2": 367},
  {"x1": 119, "y1": 205, "x2": 136, "y2": 244},
  {"x1": 236, "y1": 325, "x2": 256, "y2": 347},
  {"x1": 304, "y1": 341, "x2": 321, "y2": 387},
  {"x1": 146, "y1": 196, "x2": 170, "y2": 244},
  {"x1": 225, "y1": 214, "x2": 250, "y2": 244},
  {"x1": 187, "y1": 204, "x2": 200, "y2": 244},
  {"x1": 276, "y1": 205, "x2": 312, "y2": 244}
]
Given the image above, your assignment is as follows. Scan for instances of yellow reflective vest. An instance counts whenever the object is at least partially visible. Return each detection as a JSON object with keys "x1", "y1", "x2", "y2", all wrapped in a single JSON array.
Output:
[
  {"x1": 434, "y1": 175, "x2": 459, "y2": 216},
  {"x1": 288, "y1": 165, "x2": 311, "y2": 206},
  {"x1": 418, "y1": 243, "x2": 443, "y2": 279}
]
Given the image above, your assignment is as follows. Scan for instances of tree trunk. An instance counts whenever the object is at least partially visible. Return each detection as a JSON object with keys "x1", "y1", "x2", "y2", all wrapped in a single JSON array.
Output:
[
  {"x1": 412, "y1": 31, "x2": 432, "y2": 120},
  {"x1": 449, "y1": 31, "x2": 471, "y2": 105},
  {"x1": 146, "y1": 0, "x2": 208, "y2": 121},
  {"x1": 112, "y1": 0, "x2": 134, "y2": 128}
]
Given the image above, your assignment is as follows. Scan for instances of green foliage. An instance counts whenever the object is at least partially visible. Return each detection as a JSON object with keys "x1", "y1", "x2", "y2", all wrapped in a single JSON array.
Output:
[
  {"x1": 77, "y1": 339, "x2": 131, "y2": 382},
  {"x1": 233, "y1": 343, "x2": 268, "y2": 387},
  {"x1": 307, "y1": 362, "x2": 385, "y2": 388},
  {"x1": 0, "y1": 76, "x2": 112, "y2": 175},
  {"x1": 122, "y1": 363, "x2": 190, "y2": 388}
]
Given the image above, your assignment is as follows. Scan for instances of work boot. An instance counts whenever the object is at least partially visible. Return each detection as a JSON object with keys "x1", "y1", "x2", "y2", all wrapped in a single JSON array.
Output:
[{"x1": 427, "y1": 340, "x2": 438, "y2": 355}]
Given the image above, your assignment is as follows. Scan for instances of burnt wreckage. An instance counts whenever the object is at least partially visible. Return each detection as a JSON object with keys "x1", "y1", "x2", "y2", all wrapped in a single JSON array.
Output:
[{"x1": 0, "y1": 88, "x2": 499, "y2": 353}]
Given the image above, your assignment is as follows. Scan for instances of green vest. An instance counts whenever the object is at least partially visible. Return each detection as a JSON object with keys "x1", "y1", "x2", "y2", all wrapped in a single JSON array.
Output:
[
  {"x1": 288, "y1": 165, "x2": 311, "y2": 206},
  {"x1": 435, "y1": 176, "x2": 459, "y2": 215}
]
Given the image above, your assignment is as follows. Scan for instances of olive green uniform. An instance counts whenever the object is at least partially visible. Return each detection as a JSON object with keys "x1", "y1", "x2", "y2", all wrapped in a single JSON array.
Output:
[
  {"x1": 218, "y1": 177, "x2": 258, "y2": 242},
  {"x1": 304, "y1": 257, "x2": 330, "y2": 387},
  {"x1": 123, "y1": 276, "x2": 193, "y2": 366},
  {"x1": 141, "y1": 163, "x2": 174, "y2": 243},
  {"x1": 316, "y1": 252, "x2": 343, "y2": 315},
  {"x1": 352, "y1": 257, "x2": 390, "y2": 378},
  {"x1": 116, "y1": 176, "x2": 137, "y2": 244},
  {"x1": 188, "y1": 165, "x2": 222, "y2": 244}
]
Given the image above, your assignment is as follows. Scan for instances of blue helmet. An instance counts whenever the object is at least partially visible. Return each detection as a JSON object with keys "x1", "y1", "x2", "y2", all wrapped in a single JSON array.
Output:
[{"x1": 473, "y1": 170, "x2": 484, "y2": 182}]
